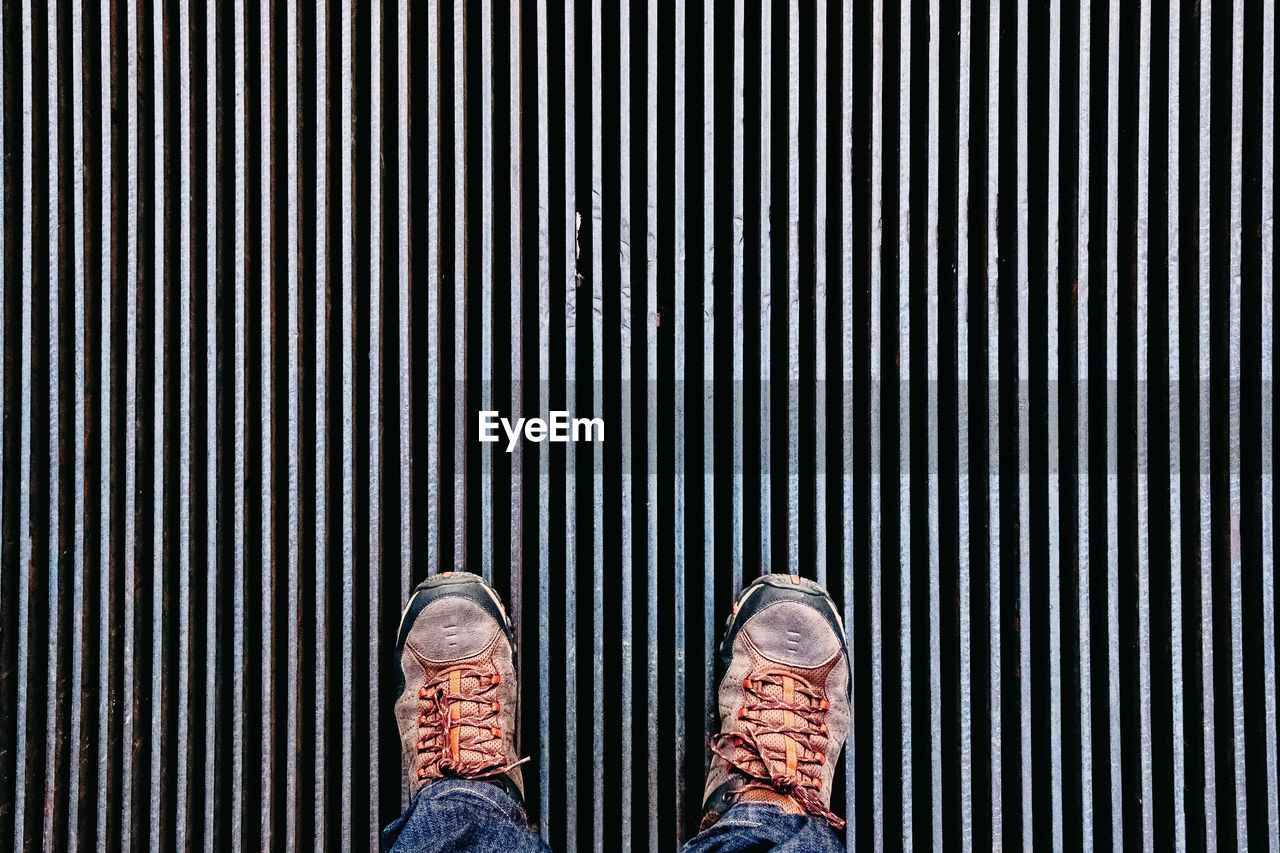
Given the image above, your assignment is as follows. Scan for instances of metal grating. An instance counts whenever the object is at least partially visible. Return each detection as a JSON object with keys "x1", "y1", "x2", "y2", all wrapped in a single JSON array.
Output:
[{"x1": 0, "y1": 0, "x2": 1278, "y2": 850}]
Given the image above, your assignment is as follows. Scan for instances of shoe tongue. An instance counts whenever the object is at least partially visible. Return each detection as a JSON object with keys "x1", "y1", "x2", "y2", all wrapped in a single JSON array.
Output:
[
  {"x1": 753, "y1": 673, "x2": 804, "y2": 780},
  {"x1": 446, "y1": 670, "x2": 496, "y2": 764}
]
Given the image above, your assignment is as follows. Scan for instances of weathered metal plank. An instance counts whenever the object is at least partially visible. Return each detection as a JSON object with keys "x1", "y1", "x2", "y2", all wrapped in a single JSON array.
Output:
[
  {"x1": 1047, "y1": 0, "x2": 1066, "y2": 846},
  {"x1": 122, "y1": 0, "x2": 140, "y2": 840},
  {"x1": 425, "y1": 0, "x2": 441, "y2": 581},
  {"x1": 17, "y1": 3, "x2": 36, "y2": 846},
  {"x1": 759, "y1": 0, "x2": 772, "y2": 577},
  {"x1": 564, "y1": 0, "x2": 580, "y2": 845},
  {"x1": 453, "y1": 0, "x2": 468, "y2": 574},
  {"x1": 618, "y1": 0, "x2": 635, "y2": 844},
  {"x1": 1137, "y1": 0, "x2": 1157, "y2": 845},
  {"x1": 786, "y1": 0, "x2": 800, "y2": 578},
  {"x1": 815, "y1": 0, "x2": 829, "y2": 591},
  {"x1": 370, "y1": 0, "x2": 387, "y2": 839},
  {"x1": 926, "y1": 0, "x2": 943, "y2": 844},
  {"x1": 644, "y1": 0, "x2": 659, "y2": 845},
  {"x1": 1227, "y1": 0, "x2": 1249, "y2": 843},
  {"x1": 398, "y1": 0, "x2": 413, "y2": 603},
  {"x1": 45, "y1": 0, "x2": 65, "y2": 846},
  {"x1": 1015, "y1": 0, "x2": 1032, "y2": 844},
  {"x1": 259, "y1": 0, "x2": 277, "y2": 842},
  {"x1": 897, "y1": 0, "x2": 912, "y2": 842},
  {"x1": 480, "y1": 0, "x2": 495, "y2": 587},
  {"x1": 1198, "y1": 3, "x2": 1217, "y2": 844},
  {"x1": 312, "y1": 0, "x2": 329, "y2": 835},
  {"x1": 1260, "y1": 1, "x2": 1280, "y2": 847},
  {"x1": 673, "y1": 0, "x2": 689, "y2": 841},
  {"x1": 69, "y1": 0, "x2": 89, "y2": 840},
  {"x1": 534, "y1": 0, "x2": 552, "y2": 837},
  {"x1": 340, "y1": 0, "x2": 359, "y2": 841},
  {"x1": 839, "y1": 0, "x2": 856, "y2": 841},
  {"x1": 100, "y1": 0, "x2": 121, "y2": 844},
  {"x1": 957, "y1": 0, "x2": 975, "y2": 846},
  {"x1": 1076, "y1": 0, "x2": 1096, "y2": 843},
  {"x1": 702, "y1": 0, "x2": 717, "y2": 799},
  {"x1": 203, "y1": 0, "x2": 222, "y2": 843},
  {"x1": 869, "y1": 0, "x2": 886, "y2": 843},
  {"x1": 176, "y1": 0, "x2": 195, "y2": 843},
  {"x1": 730, "y1": 0, "x2": 744, "y2": 605},
  {"x1": 986, "y1": 0, "x2": 1002, "y2": 843},
  {"x1": 590, "y1": 0, "x2": 605, "y2": 843},
  {"x1": 1168, "y1": 6, "x2": 1188, "y2": 848},
  {"x1": 1105, "y1": 1, "x2": 1125, "y2": 843},
  {"x1": 285, "y1": 0, "x2": 303, "y2": 840},
  {"x1": 148, "y1": 0, "x2": 167, "y2": 841}
]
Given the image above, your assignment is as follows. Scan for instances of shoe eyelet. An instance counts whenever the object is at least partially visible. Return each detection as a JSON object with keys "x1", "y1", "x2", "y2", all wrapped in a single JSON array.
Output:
[
  {"x1": 491, "y1": 726, "x2": 501, "y2": 738},
  {"x1": 491, "y1": 702, "x2": 500, "y2": 712},
  {"x1": 491, "y1": 673, "x2": 501, "y2": 685}
]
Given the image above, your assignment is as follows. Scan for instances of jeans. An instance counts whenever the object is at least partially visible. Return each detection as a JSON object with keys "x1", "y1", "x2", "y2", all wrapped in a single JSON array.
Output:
[{"x1": 381, "y1": 779, "x2": 845, "y2": 853}]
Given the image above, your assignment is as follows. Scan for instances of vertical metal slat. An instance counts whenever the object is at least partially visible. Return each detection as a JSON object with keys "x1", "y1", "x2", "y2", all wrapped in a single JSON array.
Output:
[
  {"x1": 452, "y1": 0, "x2": 468, "y2": 574},
  {"x1": 985, "y1": 0, "x2": 1002, "y2": 842},
  {"x1": 1167, "y1": 4, "x2": 1189, "y2": 847},
  {"x1": 259, "y1": 0, "x2": 277, "y2": 841},
  {"x1": 925, "y1": 0, "x2": 943, "y2": 844},
  {"x1": 1137, "y1": 0, "x2": 1157, "y2": 845},
  {"x1": 284, "y1": 0, "x2": 302, "y2": 839},
  {"x1": 957, "y1": 0, "x2": 975, "y2": 846},
  {"x1": 1076, "y1": 0, "x2": 1096, "y2": 842},
  {"x1": 563, "y1": 0, "x2": 580, "y2": 844},
  {"x1": 869, "y1": 0, "x2": 886, "y2": 842},
  {"x1": 1227, "y1": 0, "x2": 1249, "y2": 842},
  {"x1": 617, "y1": 0, "x2": 634, "y2": 844},
  {"x1": 1015, "y1": 0, "x2": 1033, "y2": 845},
  {"x1": 672, "y1": 0, "x2": 689, "y2": 840},
  {"x1": 68, "y1": 0, "x2": 89, "y2": 838},
  {"x1": 1260, "y1": 0, "x2": 1280, "y2": 847},
  {"x1": 1046, "y1": 0, "x2": 1066, "y2": 846},
  {"x1": 644, "y1": 0, "x2": 659, "y2": 845},
  {"x1": 369, "y1": 0, "x2": 386, "y2": 839},
  {"x1": 1197, "y1": 2, "x2": 1217, "y2": 843}
]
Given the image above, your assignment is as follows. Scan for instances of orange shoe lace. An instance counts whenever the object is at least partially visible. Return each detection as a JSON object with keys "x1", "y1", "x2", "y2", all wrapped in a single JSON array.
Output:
[
  {"x1": 415, "y1": 667, "x2": 528, "y2": 782},
  {"x1": 709, "y1": 671, "x2": 845, "y2": 831}
]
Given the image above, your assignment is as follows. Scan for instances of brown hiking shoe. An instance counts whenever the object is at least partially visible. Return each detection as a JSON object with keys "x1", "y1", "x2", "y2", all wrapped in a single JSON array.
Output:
[
  {"x1": 393, "y1": 572, "x2": 527, "y2": 802},
  {"x1": 702, "y1": 573, "x2": 851, "y2": 831}
]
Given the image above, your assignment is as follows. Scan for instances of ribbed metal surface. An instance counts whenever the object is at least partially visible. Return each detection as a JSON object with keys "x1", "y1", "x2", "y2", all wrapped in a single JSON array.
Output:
[{"x1": 1, "y1": 0, "x2": 1278, "y2": 851}]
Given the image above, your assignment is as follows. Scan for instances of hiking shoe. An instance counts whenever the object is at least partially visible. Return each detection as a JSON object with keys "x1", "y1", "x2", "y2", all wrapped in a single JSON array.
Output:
[
  {"x1": 702, "y1": 573, "x2": 851, "y2": 830},
  {"x1": 393, "y1": 572, "x2": 527, "y2": 802}
]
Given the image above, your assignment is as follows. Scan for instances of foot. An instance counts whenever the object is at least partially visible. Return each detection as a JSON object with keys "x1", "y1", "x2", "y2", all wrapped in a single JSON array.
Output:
[
  {"x1": 702, "y1": 573, "x2": 851, "y2": 831},
  {"x1": 393, "y1": 572, "x2": 527, "y2": 802}
]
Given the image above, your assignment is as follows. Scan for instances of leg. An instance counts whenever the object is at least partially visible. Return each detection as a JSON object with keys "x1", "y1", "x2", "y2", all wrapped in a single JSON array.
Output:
[
  {"x1": 692, "y1": 574, "x2": 853, "y2": 852},
  {"x1": 381, "y1": 778, "x2": 550, "y2": 853},
  {"x1": 384, "y1": 572, "x2": 547, "y2": 853},
  {"x1": 678, "y1": 802, "x2": 845, "y2": 853}
]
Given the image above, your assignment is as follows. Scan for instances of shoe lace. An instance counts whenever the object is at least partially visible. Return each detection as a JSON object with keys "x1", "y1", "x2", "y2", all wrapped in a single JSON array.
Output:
[
  {"x1": 709, "y1": 671, "x2": 845, "y2": 831},
  {"x1": 415, "y1": 667, "x2": 528, "y2": 782}
]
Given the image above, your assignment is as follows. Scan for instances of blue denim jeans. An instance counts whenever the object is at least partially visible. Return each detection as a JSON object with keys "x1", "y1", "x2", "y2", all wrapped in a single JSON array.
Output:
[{"x1": 381, "y1": 779, "x2": 845, "y2": 853}]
